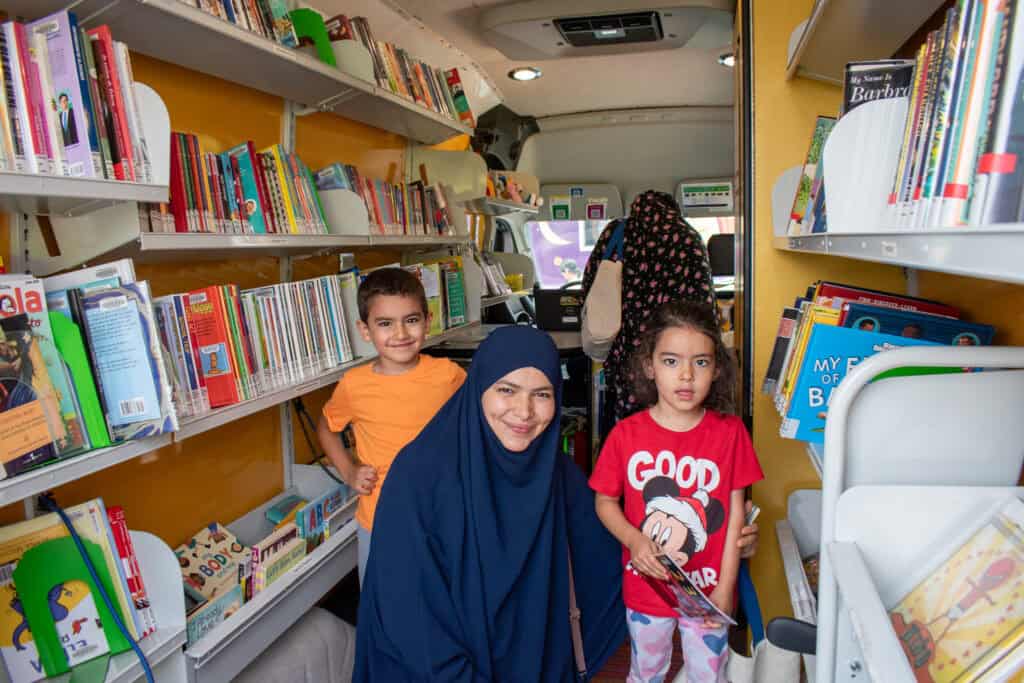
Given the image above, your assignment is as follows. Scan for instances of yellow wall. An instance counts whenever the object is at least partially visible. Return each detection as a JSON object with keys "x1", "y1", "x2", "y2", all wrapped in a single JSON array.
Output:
[
  {"x1": 41, "y1": 53, "x2": 427, "y2": 549},
  {"x1": 748, "y1": 0, "x2": 907, "y2": 622},
  {"x1": 749, "y1": 0, "x2": 1024, "y2": 626}
]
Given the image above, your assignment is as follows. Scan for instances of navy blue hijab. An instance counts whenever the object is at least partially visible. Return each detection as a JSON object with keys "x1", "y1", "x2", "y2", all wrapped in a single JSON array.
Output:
[{"x1": 354, "y1": 326, "x2": 625, "y2": 681}]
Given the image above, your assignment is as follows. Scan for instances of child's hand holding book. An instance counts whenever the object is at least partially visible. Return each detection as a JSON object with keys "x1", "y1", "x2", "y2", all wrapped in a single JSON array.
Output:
[{"x1": 627, "y1": 533, "x2": 669, "y2": 581}]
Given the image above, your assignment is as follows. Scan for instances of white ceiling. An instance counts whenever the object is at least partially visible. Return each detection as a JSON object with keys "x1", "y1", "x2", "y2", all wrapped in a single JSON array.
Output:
[{"x1": 310, "y1": 0, "x2": 737, "y2": 119}]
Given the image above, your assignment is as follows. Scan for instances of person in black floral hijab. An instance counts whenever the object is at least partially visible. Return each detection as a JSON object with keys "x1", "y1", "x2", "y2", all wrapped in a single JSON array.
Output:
[{"x1": 581, "y1": 190, "x2": 716, "y2": 427}]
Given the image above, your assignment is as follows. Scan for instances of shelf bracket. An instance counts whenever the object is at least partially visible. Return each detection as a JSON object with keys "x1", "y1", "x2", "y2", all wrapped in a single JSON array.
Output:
[
  {"x1": 302, "y1": 87, "x2": 361, "y2": 116},
  {"x1": 79, "y1": 0, "x2": 122, "y2": 25},
  {"x1": 279, "y1": 256, "x2": 296, "y2": 491}
]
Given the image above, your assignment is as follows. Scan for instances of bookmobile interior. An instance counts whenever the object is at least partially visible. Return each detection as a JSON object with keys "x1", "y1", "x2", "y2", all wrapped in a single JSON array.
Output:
[{"x1": 0, "y1": 0, "x2": 1023, "y2": 681}]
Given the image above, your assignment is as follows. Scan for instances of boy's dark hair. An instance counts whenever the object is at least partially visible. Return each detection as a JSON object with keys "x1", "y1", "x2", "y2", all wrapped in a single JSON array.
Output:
[
  {"x1": 357, "y1": 268, "x2": 428, "y2": 323},
  {"x1": 629, "y1": 299, "x2": 737, "y2": 414}
]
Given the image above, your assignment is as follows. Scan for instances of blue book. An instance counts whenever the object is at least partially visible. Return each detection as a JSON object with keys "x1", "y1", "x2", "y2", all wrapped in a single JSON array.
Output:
[
  {"x1": 781, "y1": 325, "x2": 940, "y2": 444},
  {"x1": 80, "y1": 282, "x2": 178, "y2": 441},
  {"x1": 225, "y1": 143, "x2": 268, "y2": 234},
  {"x1": 842, "y1": 302, "x2": 995, "y2": 345},
  {"x1": 314, "y1": 163, "x2": 353, "y2": 192}
]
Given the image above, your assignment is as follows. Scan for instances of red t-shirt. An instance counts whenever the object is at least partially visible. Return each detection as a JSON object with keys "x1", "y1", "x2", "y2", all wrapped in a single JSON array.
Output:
[{"x1": 589, "y1": 409, "x2": 764, "y2": 617}]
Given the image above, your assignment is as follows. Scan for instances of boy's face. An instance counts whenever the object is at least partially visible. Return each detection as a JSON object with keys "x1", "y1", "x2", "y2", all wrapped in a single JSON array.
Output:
[{"x1": 358, "y1": 294, "x2": 429, "y2": 369}]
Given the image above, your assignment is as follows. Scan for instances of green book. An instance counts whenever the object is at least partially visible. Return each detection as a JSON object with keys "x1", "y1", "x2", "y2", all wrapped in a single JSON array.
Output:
[{"x1": 50, "y1": 311, "x2": 111, "y2": 450}]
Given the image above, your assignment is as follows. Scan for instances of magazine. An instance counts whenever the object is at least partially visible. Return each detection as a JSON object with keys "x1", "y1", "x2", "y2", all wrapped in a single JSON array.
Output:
[{"x1": 651, "y1": 555, "x2": 737, "y2": 626}]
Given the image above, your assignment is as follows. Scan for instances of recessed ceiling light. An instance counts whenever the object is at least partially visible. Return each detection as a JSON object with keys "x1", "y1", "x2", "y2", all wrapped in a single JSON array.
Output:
[
  {"x1": 508, "y1": 67, "x2": 542, "y2": 81},
  {"x1": 718, "y1": 52, "x2": 736, "y2": 68}
]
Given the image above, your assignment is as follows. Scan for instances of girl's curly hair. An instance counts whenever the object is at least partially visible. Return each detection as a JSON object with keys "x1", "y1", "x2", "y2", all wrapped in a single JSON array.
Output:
[{"x1": 628, "y1": 299, "x2": 737, "y2": 415}]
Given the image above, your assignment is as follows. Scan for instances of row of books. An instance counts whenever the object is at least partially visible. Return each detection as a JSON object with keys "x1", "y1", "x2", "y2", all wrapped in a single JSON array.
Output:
[
  {"x1": 143, "y1": 136, "x2": 328, "y2": 235},
  {"x1": 0, "y1": 12, "x2": 151, "y2": 180},
  {"x1": 887, "y1": 1, "x2": 1024, "y2": 228},
  {"x1": 156, "y1": 272, "x2": 359, "y2": 418},
  {"x1": 183, "y1": 0, "x2": 298, "y2": 48},
  {"x1": 330, "y1": 14, "x2": 475, "y2": 128},
  {"x1": 0, "y1": 253, "x2": 472, "y2": 481},
  {"x1": 0, "y1": 260, "x2": 177, "y2": 480},
  {"x1": 178, "y1": 3, "x2": 474, "y2": 128},
  {"x1": 788, "y1": 1, "x2": 1024, "y2": 234},
  {"x1": 314, "y1": 162, "x2": 455, "y2": 237},
  {"x1": 0, "y1": 499, "x2": 155, "y2": 682},
  {"x1": 177, "y1": 484, "x2": 354, "y2": 645},
  {"x1": 762, "y1": 280, "x2": 995, "y2": 444}
]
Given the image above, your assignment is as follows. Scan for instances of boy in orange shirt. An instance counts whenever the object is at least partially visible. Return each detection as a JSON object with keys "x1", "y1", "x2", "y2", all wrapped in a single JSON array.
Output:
[{"x1": 318, "y1": 268, "x2": 465, "y2": 584}]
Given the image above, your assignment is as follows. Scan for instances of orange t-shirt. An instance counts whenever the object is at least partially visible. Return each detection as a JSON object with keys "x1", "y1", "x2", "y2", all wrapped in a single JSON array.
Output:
[{"x1": 322, "y1": 354, "x2": 465, "y2": 530}]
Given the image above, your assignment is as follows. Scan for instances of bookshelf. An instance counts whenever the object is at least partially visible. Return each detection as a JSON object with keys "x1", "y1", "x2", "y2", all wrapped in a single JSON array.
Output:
[
  {"x1": 185, "y1": 464, "x2": 356, "y2": 683},
  {"x1": 776, "y1": 489, "x2": 818, "y2": 682},
  {"x1": 31, "y1": 232, "x2": 473, "y2": 273},
  {"x1": 481, "y1": 290, "x2": 528, "y2": 309},
  {"x1": 0, "y1": 322, "x2": 480, "y2": 507},
  {"x1": 785, "y1": 0, "x2": 948, "y2": 84},
  {"x1": 5, "y1": 0, "x2": 471, "y2": 146},
  {"x1": 462, "y1": 197, "x2": 540, "y2": 217},
  {"x1": 0, "y1": 174, "x2": 167, "y2": 217}
]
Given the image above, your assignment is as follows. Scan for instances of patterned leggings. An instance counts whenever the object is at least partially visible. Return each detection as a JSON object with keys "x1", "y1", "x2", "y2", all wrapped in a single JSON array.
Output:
[{"x1": 626, "y1": 608, "x2": 730, "y2": 683}]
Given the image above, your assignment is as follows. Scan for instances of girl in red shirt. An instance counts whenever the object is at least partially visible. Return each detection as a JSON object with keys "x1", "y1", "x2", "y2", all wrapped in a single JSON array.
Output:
[{"x1": 590, "y1": 300, "x2": 764, "y2": 682}]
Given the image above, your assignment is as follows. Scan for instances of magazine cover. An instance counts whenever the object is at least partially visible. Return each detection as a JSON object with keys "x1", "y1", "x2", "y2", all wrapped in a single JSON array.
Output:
[
  {"x1": 646, "y1": 554, "x2": 736, "y2": 626},
  {"x1": 889, "y1": 496, "x2": 1024, "y2": 682}
]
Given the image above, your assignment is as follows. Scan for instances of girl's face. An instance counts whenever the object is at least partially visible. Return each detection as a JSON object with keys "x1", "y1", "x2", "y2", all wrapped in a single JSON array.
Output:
[
  {"x1": 481, "y1": 367, "x2": 556, "y2": 452},
  {"x1": 644, "y1": 325, "x2": 718, "y2": 418}
]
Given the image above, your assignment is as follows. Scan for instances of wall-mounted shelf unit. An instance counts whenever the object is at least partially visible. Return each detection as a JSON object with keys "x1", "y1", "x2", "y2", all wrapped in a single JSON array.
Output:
[
  {"x1": 785, "y1": 0, "x2": 948, "y2": 84},
  {"x1": 0, "y1": 322, "x2": 479, "y2": 506},
  {"x1": 43, "y1": 232, "x2": 474, "y2": 271},
  {"x1": 0, "y1": 174, "x2": 167, "y2": 217},
  {"x1": 185, "y1": 464, "x2": 356, "y2": 683},
  {"x1": 481, "y1": 290, "x2": 528, "y2": 309},
  {"x1": 772, "y1": 227, "x2": 1024, "y2": 286},
  {"x1": 4, "y1": 0, "x2": 471, "y2": 146},
  {"x1": 462, "y1": 197, "x2": 539, "y2": 217}
]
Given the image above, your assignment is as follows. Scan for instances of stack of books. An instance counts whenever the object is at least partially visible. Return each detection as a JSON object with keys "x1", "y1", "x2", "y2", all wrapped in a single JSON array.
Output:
[{"x1": 763, "y1": 280, "x2": 995, "y2": 444}]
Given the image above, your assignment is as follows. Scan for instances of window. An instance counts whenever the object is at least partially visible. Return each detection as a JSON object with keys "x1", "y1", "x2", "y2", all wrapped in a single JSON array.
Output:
[
  {"x1": 524, "y1": 220, "x2": 608, "y2": 288},
  {"x1": 686, "y1": 216, "x2": 735, "y2": 244}
]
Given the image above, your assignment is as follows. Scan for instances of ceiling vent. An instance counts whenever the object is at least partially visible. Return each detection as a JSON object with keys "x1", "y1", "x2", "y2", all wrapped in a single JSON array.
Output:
[
  {"x1": 479, "y1": 2, "x2": 733, "y2": 60},
  {"x1": 554, "y1": 12, "x2": 663, "y2": 47}
]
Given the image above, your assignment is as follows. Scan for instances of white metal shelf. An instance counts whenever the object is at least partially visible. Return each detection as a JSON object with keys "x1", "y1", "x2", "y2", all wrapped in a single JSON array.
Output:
[
  {"x1": 806, "y1": 443, "x2": 824, "y2": 479},
  {"x1": 4, "y1": 0, "x2": 470, "y2": 145},
  {"x1": 0, "y1": 173, "x2": 167, "y2": 217},
  {"x1": 185, "y1": 464, "x2": 357, "y2": 683},
  {"x1": 462, "y1": 197, "x2": 539, "y2": 217},
  {"x1": 481, "y1": 290, "x2": 528, "y2": 309},
  {"x1": 100, "y1": 625, "x2": 186, "y2": 683},
  {"x1": 369, "y1": 234, "x2": 472, "y2": 247},
  {"x1": 786, "y1": 0, "x2": 948, "y2": 84},
  {"x1": 776, "y1": 521, "x2": 817, "y2": 682},
  {"x1": 773, "y1": 226, "x2": 1024, "y2": 286},
  {"x1": 0, "y1": 434, "x2": 173, "y2": 507},
  {"x1": 0, "y1": 323, "x2": 479, "y2": 504}
]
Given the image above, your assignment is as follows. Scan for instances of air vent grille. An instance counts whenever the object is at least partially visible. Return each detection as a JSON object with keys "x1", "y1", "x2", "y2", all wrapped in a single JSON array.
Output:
[{"x1": 554, "y1": 12, "x2": 663, "y2": 47}]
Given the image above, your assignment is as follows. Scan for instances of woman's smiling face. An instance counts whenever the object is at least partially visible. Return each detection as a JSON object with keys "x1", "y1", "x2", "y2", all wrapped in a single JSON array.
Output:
[{"x1": 482, "y1": 367, "x2": 556, "y2": 452}]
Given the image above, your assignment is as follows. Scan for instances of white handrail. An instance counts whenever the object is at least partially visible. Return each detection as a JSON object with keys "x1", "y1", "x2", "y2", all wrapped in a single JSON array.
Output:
[{"x1": 816, "y1": 346, "x2": 1024, "y2": 680}]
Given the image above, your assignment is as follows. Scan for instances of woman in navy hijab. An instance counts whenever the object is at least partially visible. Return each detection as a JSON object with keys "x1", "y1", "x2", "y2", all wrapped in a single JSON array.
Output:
[{"x1": 354, "y1": 325, "x2": 626, "y2": 681}]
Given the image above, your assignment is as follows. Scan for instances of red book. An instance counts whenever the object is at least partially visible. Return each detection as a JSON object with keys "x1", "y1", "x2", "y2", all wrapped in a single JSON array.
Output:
[
  {"x1": 185, "y1": 286, "x2": 241, "y2": 407},
  {"x1": 814, "y1": 282, "x2": 960, "y2": 320},
  {"x1": 87, "y1": 27, "x2": 134, "y2": 180},
  {"x1": 12, "y1": 23, "x2": 50, "y2": 174},
  {"x1": 107, "y1": 506, "x2": 157, "y2": 638},
  {"x1": 168, "y1": 133, "x2": 190, "y2": 233},
  {"x1": 186, "y1": 135, "x2": 209, "y2": 232},
  {"x1": 248, "y1": 141, "x2": 278, "y2": 234}
]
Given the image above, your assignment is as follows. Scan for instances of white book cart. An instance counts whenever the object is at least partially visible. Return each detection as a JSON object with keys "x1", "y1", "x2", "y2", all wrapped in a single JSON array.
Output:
[{"x1": 810, "y1": 346, "x2": 1024, "y2": 681}]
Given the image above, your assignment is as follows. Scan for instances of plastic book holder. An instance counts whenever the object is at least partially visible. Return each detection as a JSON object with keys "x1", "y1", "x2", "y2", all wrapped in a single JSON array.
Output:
[{"x1": 12, "y1": 536, "x2": 132, "y2": 677}]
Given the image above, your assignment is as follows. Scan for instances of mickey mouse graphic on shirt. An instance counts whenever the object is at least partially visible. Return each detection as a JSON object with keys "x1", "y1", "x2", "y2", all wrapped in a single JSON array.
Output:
[{"x1": 640, "y1": 476, "x2": 725, "y2": 572}]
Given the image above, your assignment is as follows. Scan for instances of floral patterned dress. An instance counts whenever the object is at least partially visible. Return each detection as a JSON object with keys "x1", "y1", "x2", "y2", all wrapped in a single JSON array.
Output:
[{"x1": 581, "y1": 190, "x2": 716, "y2": 423}]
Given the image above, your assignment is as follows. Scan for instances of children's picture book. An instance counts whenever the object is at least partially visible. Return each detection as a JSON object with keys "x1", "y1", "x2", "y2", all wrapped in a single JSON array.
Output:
[
  {"x1": 185, "y1": 583, "x2": 242, "y2": 647},
  {"x1": 889, "y1": 496, "x2": 1024, "y2": 682},
  {"x1": 0, "y1": 278, "x2": 84, "y2": 458},
  {"x1": 787, "y1": 116, "x2": 836, "y2": 236},
  {"x1": 0, "y1": 314, "x2": 60, "y2": 478},
  {"x1": 813, "y1": 281, "x2": 960, "y2": 319},
  {"x1": 840, "y1": 302, "x2": 995, "y2": 346},
  {"x1": 646, "y1": 555, "x2": 736, "y2": 626},
  {"x1": 175, "y1": 523, "x2": 246, "y2": 604},
  {"x1": 781, "y1": 325, "x2": 940, "y2": 444}
]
